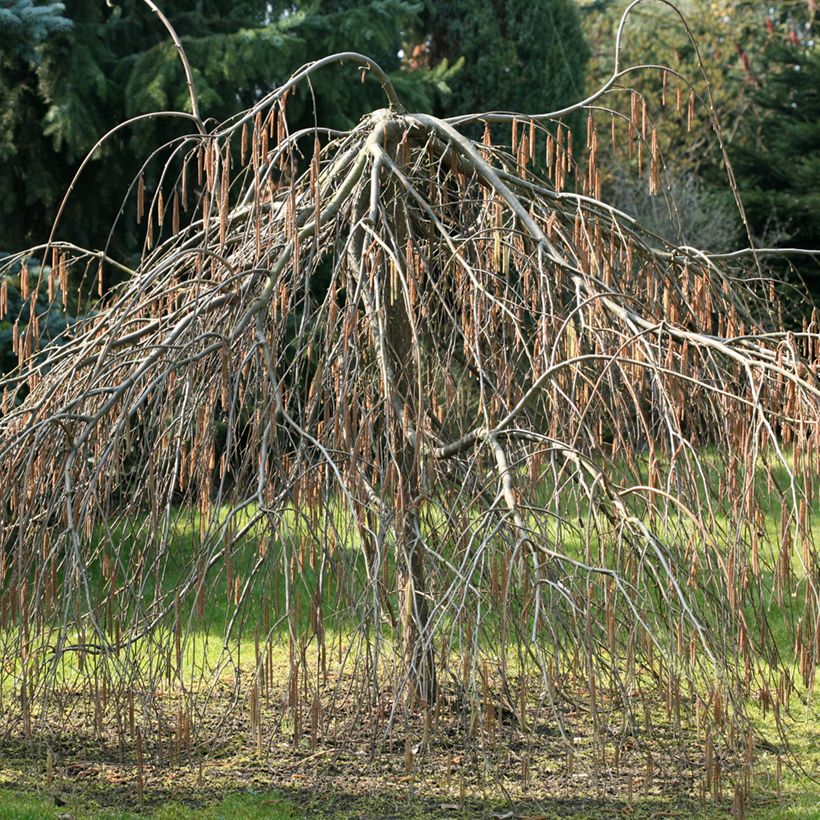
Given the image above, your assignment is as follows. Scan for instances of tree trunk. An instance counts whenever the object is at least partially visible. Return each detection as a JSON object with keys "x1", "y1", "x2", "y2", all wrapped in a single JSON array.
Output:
[
  {"x1": 384, "y1": 255, "x2": 435, "y2": 705},
  {"x1": 348, "y1": 126, "x2": 435, "y2": 703}
]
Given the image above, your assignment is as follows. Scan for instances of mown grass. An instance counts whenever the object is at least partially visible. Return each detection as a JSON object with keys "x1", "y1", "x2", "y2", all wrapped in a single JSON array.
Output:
[
  {"x1": 0, "y1": 777, "x2": 818, "y2": 818},
  {"x1": 0, "y1": 787, "x2": 299, "y2": 819},
  {"x1": 16, "y1": 447, "x2": 815, "y2": 676}
]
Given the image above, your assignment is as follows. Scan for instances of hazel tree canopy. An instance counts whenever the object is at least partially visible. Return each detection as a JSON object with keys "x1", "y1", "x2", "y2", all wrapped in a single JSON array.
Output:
[{"x1": 0, "y1": 0, "x2": 818, "y2": 783}]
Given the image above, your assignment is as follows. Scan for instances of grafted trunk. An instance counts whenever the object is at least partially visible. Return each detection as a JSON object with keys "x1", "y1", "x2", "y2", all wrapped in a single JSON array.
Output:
[
  {"x1": 382, "y1": 132, "x2": 435, "y2": 705},
  {"x1": 385, "y1": 258, "x2": 435, "y2": 705},
  {"x1": 347, "y1": 125, "x2": 436, "y2": 702}
]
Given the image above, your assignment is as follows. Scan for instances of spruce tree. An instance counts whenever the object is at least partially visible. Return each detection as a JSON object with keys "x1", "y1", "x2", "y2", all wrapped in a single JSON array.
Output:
[
  {"x1": 0, "y1": 0, "x2": 70, "y2": 58},
  {"x1": 0, "y1": 0, "x2": 459, "y2": 371},
  {"x1": 424, "y1": 0, "x2": 588, "y2": 119},
  {"x1": 732, "y1": 41, "x2": 820, "y2": 294},
  {"x1": 0, "y1": 0, "x2": 452, "y2": 259}
]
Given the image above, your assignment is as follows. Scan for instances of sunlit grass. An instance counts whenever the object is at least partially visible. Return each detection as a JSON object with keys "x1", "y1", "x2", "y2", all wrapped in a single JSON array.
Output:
[
  {"x1": 0, "y1": 787, "x2": 301, "y2": 819},
  {"x1": 2, "y1": 446, "x2": 817, "y2": 688}
]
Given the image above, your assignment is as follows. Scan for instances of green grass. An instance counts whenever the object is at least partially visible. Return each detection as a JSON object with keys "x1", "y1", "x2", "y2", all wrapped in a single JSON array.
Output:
[
  {"x1": 0, "y1": 788, "x2": 299, "y2": 819},
  {"x1": 0, "y1": 788, "x2": 302, "y2": 819},
  {"x1": 0, "y1": 784, "x2": 818, "y2": 818}
]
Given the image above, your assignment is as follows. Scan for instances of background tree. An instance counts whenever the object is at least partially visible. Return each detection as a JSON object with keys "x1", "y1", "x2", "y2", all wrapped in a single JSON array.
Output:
[
  {"x1": 0, "y1": 0, "x2": 71, "y2": 250},
  {"x1": 421, "y1": 0, "x2": 588, "y2": 122},
  {"x1": 580, "y1": 0, "x2": 811, "y2": 171},
  {"x1": 0, "y1": 0, "x2": 454, "y2": 260},
  {"x1": 0, "y1": 0, "x2": 459, "y2": 374},
  {"x1": 579, "y1": 0, "x2": 819, "y2": 309},
  {"x1": 731, "y1": 41, "x2": 820, "y2": 293},
  {"x1": 0, "y1": 0, "x2": 591, "y2": 378},
  {"x1": 0, "y1": 0, "x2": 69, "y2": 56}
]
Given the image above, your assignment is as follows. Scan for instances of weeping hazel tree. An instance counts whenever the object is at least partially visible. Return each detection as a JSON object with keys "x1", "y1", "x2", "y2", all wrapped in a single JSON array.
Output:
[{"x1": 0, "y1": 0, "x2": 819, "y2": 799}]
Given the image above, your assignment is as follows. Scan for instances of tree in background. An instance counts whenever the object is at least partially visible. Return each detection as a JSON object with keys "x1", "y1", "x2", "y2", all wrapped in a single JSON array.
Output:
[
  {"x1": 0, "y1": 0, "x2": 588, "y2": 262},
  {"x1": 0, "y1": 0, "x2": 588, "y2": 376},
  {"x1": 0, "y1": 0, "x2": 455, "y2": 261},
  {"x1": 0, "y1": 0, "x2": 71, "y2": 248},
  {"x1": 731, "y1": 41, "x2": 820, "y2": 293},
  {"x1": 580, "y1": 0, "x2": 812, "y2": 170},
  {"x1": 420, "y1": 0, "x2": 588, "y2": 120},
  {"x1": 0, "y1": 0, "x2": 69, "y2": 56},
  {"x1": 578, "y1": 0, "x2": 819, "y2": 310},
  {"x1": 0, "y1": 0, "x2": 460, "y2": 373}
]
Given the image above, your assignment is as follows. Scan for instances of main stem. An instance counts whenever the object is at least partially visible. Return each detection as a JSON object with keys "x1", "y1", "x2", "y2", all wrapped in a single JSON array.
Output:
[
  {"x1": 360, "y1": 117, "x2": 436, "y2": 704},
  {"x1": 385, "y1": 139, "x2": 436, "y2": 708},
  {"x1": 385, "y1": 249, "x2": 435, "y2": 707}
]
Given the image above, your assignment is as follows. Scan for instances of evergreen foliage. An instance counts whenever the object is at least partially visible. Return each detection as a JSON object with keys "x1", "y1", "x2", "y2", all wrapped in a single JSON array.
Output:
[
  {"x1": 0, "y1": 0, "x2": 70, "y2": 58},
  {"x1": 0, "y1": 0, "x2": 584, "y2": 375},
  {"x1": 0, "y1": 254, "x2": 74, "y2": 374},
  {"x1": 0, "y1": 0, "x2": 454, "y2": 260},
  {"x1": 733, "y1": 43, "x2": 820, "y2": 267},
  {"x1": 424, "y1": 0, "x2": 588, "y2": 119}
]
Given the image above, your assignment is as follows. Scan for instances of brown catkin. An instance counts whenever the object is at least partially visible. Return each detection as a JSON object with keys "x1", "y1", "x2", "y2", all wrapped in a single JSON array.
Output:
[
  {"x1": 205, "y1": 141, "x2": 215, "y2": 193},
  {"x1": 528, "y1": 118, "x2": 536, "y2": 162},
  {"x1": 59, "y1": 254, "x2": 68, "y2": 308},
  {"x1": 649, "y1": 128, "x2": 660, "y2": 195},
  {"x1": 137, "y1": 175, "x2": 145, "y2": 224},
  {"x1": 173, "y1": 189, "x2": 180, "y2": 235}
]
